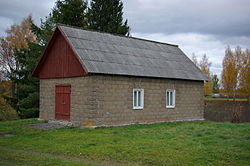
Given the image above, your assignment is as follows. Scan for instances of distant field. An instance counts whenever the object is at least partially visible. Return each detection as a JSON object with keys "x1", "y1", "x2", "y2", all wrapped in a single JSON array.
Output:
[
  {"x1": 0, "y1": 119, "x2": 250, "y2": 165},
  {"x1": 205, "y1": 96, "x2": 248, "y2": 101}
]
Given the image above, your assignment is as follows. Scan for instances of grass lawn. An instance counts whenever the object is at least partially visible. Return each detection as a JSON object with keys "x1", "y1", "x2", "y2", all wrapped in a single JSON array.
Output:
[{"x1": 0, "y1": 119, "x2": 250, "y2": 166}]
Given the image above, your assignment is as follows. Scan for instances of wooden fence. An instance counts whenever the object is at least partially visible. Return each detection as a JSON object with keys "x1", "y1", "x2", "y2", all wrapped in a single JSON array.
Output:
[{"x1": 204, "y1": 100, "x2": 250, "y2": 122}]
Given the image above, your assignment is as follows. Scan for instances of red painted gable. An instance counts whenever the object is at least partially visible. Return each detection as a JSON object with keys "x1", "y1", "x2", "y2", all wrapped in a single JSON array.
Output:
[{"x1": 32, "y1": 28, "x2": 88, "y2": 78}]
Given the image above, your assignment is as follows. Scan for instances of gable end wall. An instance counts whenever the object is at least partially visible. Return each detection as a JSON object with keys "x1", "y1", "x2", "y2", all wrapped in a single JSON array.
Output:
[{"x1": 35, "y1": 30, "x2": 87, "y2": 78}]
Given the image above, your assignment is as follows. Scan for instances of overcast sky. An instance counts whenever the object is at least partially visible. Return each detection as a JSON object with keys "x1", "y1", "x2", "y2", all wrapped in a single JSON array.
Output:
[{"x1": 0, "y1": 0, "x2": 250, "y2": 76}]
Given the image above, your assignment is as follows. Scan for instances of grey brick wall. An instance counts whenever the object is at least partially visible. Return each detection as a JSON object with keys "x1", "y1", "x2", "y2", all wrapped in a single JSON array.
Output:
[{"x1": 39, "y1": 75, "x2": 204, "y2": 126}]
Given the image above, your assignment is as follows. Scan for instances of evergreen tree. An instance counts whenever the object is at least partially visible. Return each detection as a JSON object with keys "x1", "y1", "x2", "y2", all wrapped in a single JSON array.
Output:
[
  {"x1": 10, "y1": 44, "x2": 40, "y2": 118},
  {"x1": 51, "y1": 0, "x2": 88, "y2": 28},
  {"x1": 33, "y1": 16, "x2": 54, "y2": 46},
  {"x1": 211, "y1": 74, "x2": 220, "y2": 93},
  {"x1": 88, "y1": 0, "x2": 130, "y2": 36},
  {"x1": 8, "y1": 19, "x2": 53, "y2": 118}
]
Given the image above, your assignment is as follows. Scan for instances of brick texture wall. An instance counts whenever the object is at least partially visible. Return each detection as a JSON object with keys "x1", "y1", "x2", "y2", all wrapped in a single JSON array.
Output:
[{"x1": 40, "y1": 75, "x2": 204, "y2": 126}]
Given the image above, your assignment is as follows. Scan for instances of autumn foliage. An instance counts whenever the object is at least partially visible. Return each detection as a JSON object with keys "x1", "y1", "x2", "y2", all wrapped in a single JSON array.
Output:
[
  {"x1": 0, "y1": 80, "x2": 12, "y2": 103},
  {"x1": 5, "y1": 15, "x2": 36, "y2": 50},
  {"x1": 239, "y1": 49, "x2": 250, "y2": 102},
  {"x1": 0, "y1": 15, "x2": 39, "y2": 119},
  {"x1": 221, "y1": 47, "x2": 238, "y2": 96},
  {"x1": 0, "y1": 15, "x2": 36, "y2": 79},
  {"x1": 221, "y1": 46, "x2": 250, "y2": 99},
  {"x1": 240, "y1": 50, "x2": 250, "y2": 98},
  {"x1": 192, "y1": 54, "x2": 213, "y2": 96}
]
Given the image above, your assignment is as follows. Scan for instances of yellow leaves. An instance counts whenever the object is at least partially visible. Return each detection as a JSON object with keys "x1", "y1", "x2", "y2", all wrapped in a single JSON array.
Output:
[
  {"x1": 0, "y1": 15, "x2": 37, "y2": 80},
  {"x1": 221, "y1": 47, "x2": 238, "y2": 96},
  {"x1": 192, "y1": 54, "x2": 213, "y2": 96},
  {"x1": 199, "y1": 54, "x2": 212, "y2": 78},
  {"x1": 5, "y1": 14, "x2": 37, "y2": 50},
  {"x1": 239, "y1": 49, "x2": 250, "y2": 97},
  {"x1": 0, "y1": 80, "x2": 12, "y2": 104},
  {"x1": 192, "y1": 46, "x2": 249, "y2": 98},
  {"x1": 204, "y1": 81, "x2": 213, "y2": 96},
  {"x1": 221, "y1": 46, "x2": 250, "y2": 97}
]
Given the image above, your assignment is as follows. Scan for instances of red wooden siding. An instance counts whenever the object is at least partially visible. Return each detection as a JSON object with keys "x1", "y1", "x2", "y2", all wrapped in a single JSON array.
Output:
[
  {"x1": 55, "y1": 85, "x2": 71, "y2": 120},
  {"x1": 34, "y1": 29, "x2": 87, "y2": 78}
]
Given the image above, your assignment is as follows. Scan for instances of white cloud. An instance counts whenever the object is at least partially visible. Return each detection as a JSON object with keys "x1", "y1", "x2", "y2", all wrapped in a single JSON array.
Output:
[
  {"x1": 0, "y1": 17, "x2": 13, "y2": 36},
  {"x1": 123, "y1": 0, "x2": 250, "y2": 36},
  {"x1": 0, "y1": 0, "x2": 56, "y2": 36}
]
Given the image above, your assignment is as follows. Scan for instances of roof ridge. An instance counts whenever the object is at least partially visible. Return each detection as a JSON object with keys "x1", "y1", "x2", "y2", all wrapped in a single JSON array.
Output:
[{"x1": 57, "y1": 24, "x2": 179, "y2": 47}]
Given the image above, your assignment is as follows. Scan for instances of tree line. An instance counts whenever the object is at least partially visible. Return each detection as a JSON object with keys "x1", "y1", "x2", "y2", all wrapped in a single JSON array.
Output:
[
  {"x1": 0, "y1": 0, "x2": 130, "y2": 118},
  {"x1": 192, "y1": 47, "x2": 250, "y2": 100}
]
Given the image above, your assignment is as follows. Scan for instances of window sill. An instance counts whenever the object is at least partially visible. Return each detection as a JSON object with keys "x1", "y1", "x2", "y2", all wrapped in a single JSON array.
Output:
[
  {"x1": 133, "y1": 107, "x2": 144, "y2": 110},
  {"x1": 166, "y1": 106, "x2": 175, "y2": 109}
]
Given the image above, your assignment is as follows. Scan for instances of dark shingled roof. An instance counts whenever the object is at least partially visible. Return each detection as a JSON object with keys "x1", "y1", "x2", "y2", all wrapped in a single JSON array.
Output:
[{"x1": 58, "y1": 25, "x2": 208, "y2": 81}]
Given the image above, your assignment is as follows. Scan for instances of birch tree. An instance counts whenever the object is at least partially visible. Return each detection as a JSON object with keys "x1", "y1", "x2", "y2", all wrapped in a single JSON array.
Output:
[
  {"x1": 221, "y1": 46, "x2": 241, "y2": 97},
  {"x1": 239, "y1": 49, "x2": 250, "y2": 101},
  {"x1": 192, "y1": 54, "x2": 213, "y2": 96}
]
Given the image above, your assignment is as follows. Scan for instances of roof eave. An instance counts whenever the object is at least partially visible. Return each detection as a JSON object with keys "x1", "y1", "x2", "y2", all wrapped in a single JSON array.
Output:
[{"x1": 88, "y1": 72, "x2": 207, "y2": 82}]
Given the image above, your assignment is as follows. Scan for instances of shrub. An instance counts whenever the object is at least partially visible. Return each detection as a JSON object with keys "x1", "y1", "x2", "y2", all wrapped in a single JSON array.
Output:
[{"x1": 0, "y1": 104, "x2": 19, "y2": 121}]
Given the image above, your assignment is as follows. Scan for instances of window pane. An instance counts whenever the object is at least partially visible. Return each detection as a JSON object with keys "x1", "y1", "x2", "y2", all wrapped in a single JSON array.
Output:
[
  {"x1": 167, "y1": 91, "x2": 169, "y2": 106},
  {"x1": 138, "y1": 91, "x2": 141, "y2": 106},
  {"x1": 170, "y1": 91, "x2": 173, "y2": 106},
  {"x1": 134, "y1": 91, "x2": 137, "y2": 107},
  {"x1": 173, "y1": 91, "x2": 175, "y2": 106}
]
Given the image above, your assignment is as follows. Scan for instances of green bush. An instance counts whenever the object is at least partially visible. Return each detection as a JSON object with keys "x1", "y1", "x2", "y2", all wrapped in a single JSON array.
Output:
[{"x1": 0, "y1": 104, "x2": 19, "y2": 121}]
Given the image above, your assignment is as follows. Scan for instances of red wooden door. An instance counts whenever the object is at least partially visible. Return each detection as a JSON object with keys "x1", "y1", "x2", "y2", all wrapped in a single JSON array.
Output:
[{"x1": 55, "y1": 85, "x2": 71, "y2": 120}]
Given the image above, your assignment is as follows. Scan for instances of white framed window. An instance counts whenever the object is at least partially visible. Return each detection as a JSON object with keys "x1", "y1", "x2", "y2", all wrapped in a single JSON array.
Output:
[
  {"x1": 166, "y1": 89, "x2": 175, "y2": 108},
  {"x1": 133, "y1": 89, "x2": 144, "y2": 109}
]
